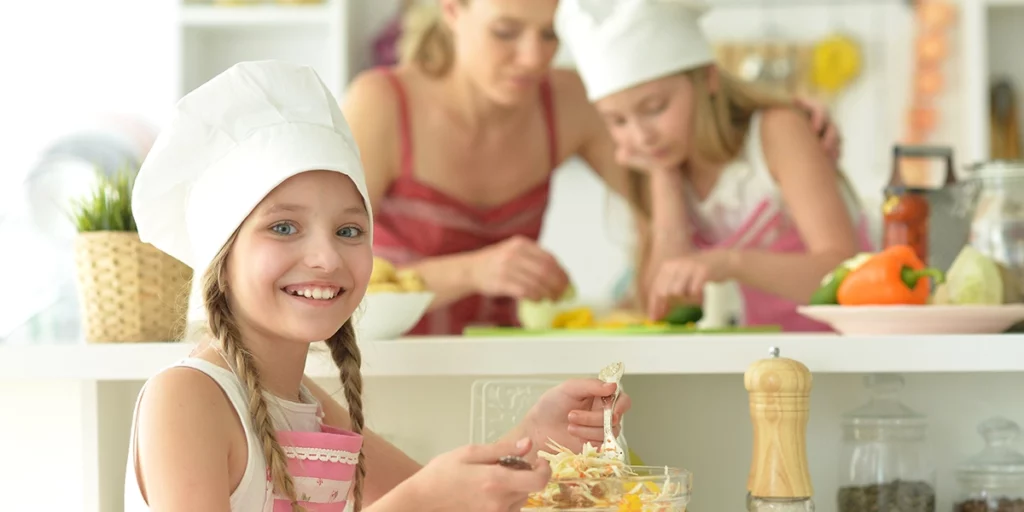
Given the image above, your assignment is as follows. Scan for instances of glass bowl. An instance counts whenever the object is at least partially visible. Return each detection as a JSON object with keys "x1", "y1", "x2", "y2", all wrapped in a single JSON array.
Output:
[{"x1": 522, "y1": 466, "x2": 692, "y2": 512}]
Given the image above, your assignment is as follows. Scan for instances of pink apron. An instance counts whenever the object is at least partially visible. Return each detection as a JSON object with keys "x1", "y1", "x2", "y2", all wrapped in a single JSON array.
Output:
[
  {"x1": 693, "y1": 199, "x2": 876, "y2": 332},
  {"x1": 269, "y1": 424, "x2": 363, "y2": 511}
]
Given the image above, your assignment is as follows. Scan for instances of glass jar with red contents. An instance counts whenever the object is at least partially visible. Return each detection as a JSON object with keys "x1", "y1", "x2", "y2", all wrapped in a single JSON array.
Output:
[
  {"x1": 883, "y1": 186, "x2": 930, "y2": 263},
  {"x1": 882, "y1": 145, "x2": 956, "y2": 265}
]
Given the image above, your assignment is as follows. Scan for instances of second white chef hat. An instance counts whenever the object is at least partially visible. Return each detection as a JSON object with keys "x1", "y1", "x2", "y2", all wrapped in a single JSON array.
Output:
[{"x1": 556, "y1": 0, "x2": 715, "y2": 102}]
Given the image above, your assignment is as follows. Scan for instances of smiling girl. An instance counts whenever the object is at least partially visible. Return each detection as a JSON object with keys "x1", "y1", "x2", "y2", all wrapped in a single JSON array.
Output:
[{"x1": 124, "y1": 60, "x2": 630, "y2": 512}]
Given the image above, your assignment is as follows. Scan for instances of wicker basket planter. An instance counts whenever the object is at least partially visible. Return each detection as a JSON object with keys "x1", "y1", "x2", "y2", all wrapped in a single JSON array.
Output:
[
  {"x1": 74, "y1": 232, "x2": 192, "y2": 343},
  {"x1": 69, "y1": 166, "x2": 192, "y2": 343}
]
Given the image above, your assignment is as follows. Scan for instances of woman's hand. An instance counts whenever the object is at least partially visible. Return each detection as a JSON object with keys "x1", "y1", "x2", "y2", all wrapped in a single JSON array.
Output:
[
  {"x1": 517, "y1": 379, "x2": 632, "y2": 454},
  {"x1": 794, "y1": 96, "x2": 842, "y2": 164},
  {"x1": 406, "y1": 437, "x2": 551, "y2": 512},
  {"x1": 647, "y1": 249, "x2": 736, "y2": 320},
  {"x1": 470, "y1": 236, "x2": 571, "y2": 301}
]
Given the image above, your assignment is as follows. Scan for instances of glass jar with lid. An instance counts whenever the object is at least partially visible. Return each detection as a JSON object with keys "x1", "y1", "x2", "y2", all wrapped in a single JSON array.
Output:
[
  {"x1": 837, "y1": 374, "x2": 936, "y2": 512},
  {"x1": 962, "y1": 160, "x2": 1024, "y2": 304},
  {"x1": 954, "y1": 417, "x2": 1024, "y2": 512}
]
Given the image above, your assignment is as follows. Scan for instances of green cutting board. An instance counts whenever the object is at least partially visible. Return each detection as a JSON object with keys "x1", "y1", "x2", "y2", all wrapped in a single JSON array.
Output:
[{"x1": 462, "y1": 324, "x2": 782, "y2": 337}]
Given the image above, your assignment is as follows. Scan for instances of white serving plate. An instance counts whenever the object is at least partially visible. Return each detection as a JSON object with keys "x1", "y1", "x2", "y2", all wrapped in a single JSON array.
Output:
[{"x1": 797, "y1": 304, "x2": 1024, "y2": 335}]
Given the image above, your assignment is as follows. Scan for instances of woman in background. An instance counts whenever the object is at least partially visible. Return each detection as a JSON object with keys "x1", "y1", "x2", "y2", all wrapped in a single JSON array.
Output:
[
  {"x1": 343, "y1": 0, "x2": 842, "y2": 335},
  {"x1": 556, "y1": 0, "x2": 874, "y2": 331}
]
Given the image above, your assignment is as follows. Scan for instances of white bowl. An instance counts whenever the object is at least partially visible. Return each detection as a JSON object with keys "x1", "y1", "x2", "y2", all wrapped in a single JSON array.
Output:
[
  {"x1": 797, "y1": 304, "x2": 1024, "y2": 335},
  {"x1": 354, "y1": 291, "x2": 434, "y2": 341}
]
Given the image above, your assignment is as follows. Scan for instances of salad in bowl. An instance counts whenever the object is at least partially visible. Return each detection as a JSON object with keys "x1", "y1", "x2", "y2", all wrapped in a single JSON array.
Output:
[{"x1": 523, "y1": 441, "x2": 691, "y2": 512}]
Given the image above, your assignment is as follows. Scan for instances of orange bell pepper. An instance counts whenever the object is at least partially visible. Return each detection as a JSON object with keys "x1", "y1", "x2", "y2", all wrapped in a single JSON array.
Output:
[{"x1": 836, "y1": 245, "x2": 945, "y2": 306}]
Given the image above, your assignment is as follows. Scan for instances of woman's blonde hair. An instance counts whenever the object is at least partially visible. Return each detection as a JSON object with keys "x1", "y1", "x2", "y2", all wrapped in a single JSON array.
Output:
[
  {"x1": 398, "y1": 1, "x2": 463, "y2": 77},
  {"x1": 201, "y1": 233, "x2": 366, "y2": 512}
]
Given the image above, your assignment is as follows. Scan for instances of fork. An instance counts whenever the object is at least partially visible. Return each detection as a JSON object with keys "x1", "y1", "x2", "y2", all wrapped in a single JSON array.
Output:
[{"x1": 597, "y1": 362, "x2": 625, "y2": 463}]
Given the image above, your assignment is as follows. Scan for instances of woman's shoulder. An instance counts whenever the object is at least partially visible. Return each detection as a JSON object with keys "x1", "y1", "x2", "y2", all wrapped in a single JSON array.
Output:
[
  {"x1": 547, "y1": 68, "x2": 603, "y2": 151},
  {"x1": 547, "y1": 69, "x2": 591, "y2": 112},
  {"x1": 345, "y1": 67, "x2": 405, "y2": 110}
]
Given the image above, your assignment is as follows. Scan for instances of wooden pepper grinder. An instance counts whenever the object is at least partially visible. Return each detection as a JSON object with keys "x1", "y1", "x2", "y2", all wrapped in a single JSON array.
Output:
[{"x1": 745, "y1": 346, "x2": 815, "y2": 512}]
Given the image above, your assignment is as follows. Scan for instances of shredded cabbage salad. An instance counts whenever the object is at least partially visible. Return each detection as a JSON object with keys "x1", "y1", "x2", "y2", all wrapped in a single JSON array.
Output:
[{"x1": 523, "y1": 440, "x2": 686, "y2": 511}]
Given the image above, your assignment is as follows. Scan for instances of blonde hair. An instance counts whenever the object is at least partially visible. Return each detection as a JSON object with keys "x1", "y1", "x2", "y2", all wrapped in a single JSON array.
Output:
[
  {"x1": 398, "y1": 1, "x2": 463, "y2": 77},
  {"x1": 201, "y1": 234, "x2": 366, "y2": 511}
]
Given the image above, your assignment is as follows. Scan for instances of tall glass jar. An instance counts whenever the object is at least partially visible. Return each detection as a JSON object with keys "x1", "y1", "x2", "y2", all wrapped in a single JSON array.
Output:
[
  {"x1": 954, "y1": 417, "x2": 1024, "y2": 512},
  {"x1": 883, "y1": 186, "x2": 930, "y2": 264},
  {"x1": 837, "y1": 374, "x2": 936, "y2": 512}
]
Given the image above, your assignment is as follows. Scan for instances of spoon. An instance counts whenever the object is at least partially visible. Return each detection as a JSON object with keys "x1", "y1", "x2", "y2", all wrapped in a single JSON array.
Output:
[
  {"x1": 598, "y1": 362, "x2": 625, "y2": 463},
  {"x1": 497, "y1": 455, "x2": 533, "y2": 471}
]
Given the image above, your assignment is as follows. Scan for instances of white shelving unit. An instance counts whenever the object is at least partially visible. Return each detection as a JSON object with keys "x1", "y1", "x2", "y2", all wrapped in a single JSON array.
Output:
[
  {"x1": 4, "y1": 334, "x2": 1024, "y2": 512},
  {"x1": 5, "y1": 334, "x2": 1024, "y2": 380},
  {"x1": 177, "y1": 0, "x2": 351, "y2": 102}
]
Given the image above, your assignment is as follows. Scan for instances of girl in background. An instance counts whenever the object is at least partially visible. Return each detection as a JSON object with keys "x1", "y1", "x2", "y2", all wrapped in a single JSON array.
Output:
[
  {"x1": 556, "y1": 0, "x2": 873, "y2": 331},
  {"x1": 125, "y1": 60, "x2": 630, "y2": 511},
  {"x1": 343, "y1": 0, "x2": 843, "y2": 335}
]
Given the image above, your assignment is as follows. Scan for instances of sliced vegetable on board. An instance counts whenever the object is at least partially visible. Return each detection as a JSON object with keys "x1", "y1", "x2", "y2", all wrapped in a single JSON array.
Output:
[
  {"x1": 809, "y1": 252, "x2": 873, "y2": 305},
  {"x1": 516, "y1": 284, "x2": 578, "y2": 329},
  {"x1": 837, "y1": 245, "x2": 945, "y2": 306}
]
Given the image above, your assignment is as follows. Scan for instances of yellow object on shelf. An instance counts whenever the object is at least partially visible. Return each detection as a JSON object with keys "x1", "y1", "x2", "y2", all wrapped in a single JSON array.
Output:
[{"x1": 811, "y1": 33, "x2": 862, "y2": 95}]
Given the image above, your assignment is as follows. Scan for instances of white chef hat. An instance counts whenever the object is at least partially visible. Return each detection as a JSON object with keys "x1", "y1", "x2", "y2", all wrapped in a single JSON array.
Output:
[
  {"x1": 556, "y1": 0, "x2": 714, "y2": 102},
  {"x1": 131, "y1": 60, "x2": 371, "y2": 276}
]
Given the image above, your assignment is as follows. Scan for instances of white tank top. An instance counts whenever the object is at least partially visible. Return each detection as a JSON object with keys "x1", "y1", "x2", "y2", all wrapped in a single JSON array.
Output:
[
  {"x1": 123, "y1": 357, "x2": 325, "y2": 512},
  {"x1": 682, "y1": 111, "x2": 866, "y2": 327},
  {"x1": 684, "y1": 111, "x2": 863, "y2": 248}
]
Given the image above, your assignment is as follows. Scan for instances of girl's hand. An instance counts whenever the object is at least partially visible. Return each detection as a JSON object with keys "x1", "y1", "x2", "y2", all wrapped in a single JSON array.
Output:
[
  {"x1": 647, "y1": 250, "x2": 736, "y2": 320},
  {"x1": 794, "y1": 96, "x2": 842, "y2": 164},
  {"x1": 615, "y1": 144, "x2": 654, "y2": 171},
  {"x1": 519, "y1": 379, "x2": 632, "y2": 453},
  {"x1": 615, "y1": 144, "x2": 677, "y2": 174},
  {"x1": 470, "y1": 236, "x2": 571, "y2": 301},
  {"x1": 409, "y1": 437, "x2": 551, "y2": 512}
]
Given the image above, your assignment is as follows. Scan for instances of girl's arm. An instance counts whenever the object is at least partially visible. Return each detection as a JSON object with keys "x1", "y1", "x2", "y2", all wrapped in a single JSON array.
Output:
[
  {"x1": 303, "y1": 377, "x2": 423, "y2": 504},
  {"x1": 726, "y1": 107, "x2": 860, "y2": 303},
  {"x1": 135, "y1": 368, "x2": 235, "y2": 511},
  {"x1": 341, "y1": 71, "x2": 496, "y2": 309},
  {"x1": 643, "y1": 168, "x2": 693, "y2": 292}
]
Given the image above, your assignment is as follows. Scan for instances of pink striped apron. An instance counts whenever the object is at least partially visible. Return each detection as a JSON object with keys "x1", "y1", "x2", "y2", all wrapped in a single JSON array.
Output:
[
  {"x1": 692, "y1": 198, "x2": 875, "y2": 332},
  {"x1": 268, "y1": 426, "x2": 363, "y2": 511}
]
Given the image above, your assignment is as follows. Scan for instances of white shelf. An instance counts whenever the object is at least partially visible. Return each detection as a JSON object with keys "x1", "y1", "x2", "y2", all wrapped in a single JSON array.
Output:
[
  {"x1": 4, "y1": 334, "x2": 1024, "y2": 381},
  {"x1": 180, "y1": 4, "x2": 333, "y2": 27},
  {"x1": 175, "y1": 0, "x2": 350, "y2": 101},
  {"x1": 985, "y1": 0, "x2": 1024, "y2": 6}
]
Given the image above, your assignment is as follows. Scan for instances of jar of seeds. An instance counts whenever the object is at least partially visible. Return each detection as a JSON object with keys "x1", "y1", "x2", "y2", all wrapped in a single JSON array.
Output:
[
  {"x1": 954, "y1": 417, "x2": 1024, "y2": 512},
  {"x1": 837, "y1": 374, "x2": 936, "y2": 512}
]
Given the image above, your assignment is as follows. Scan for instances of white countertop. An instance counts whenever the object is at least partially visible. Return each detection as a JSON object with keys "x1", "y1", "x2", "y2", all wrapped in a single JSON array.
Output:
[{"x1": 3, "y1": 333, "x2": 1024, "y2": 380}]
